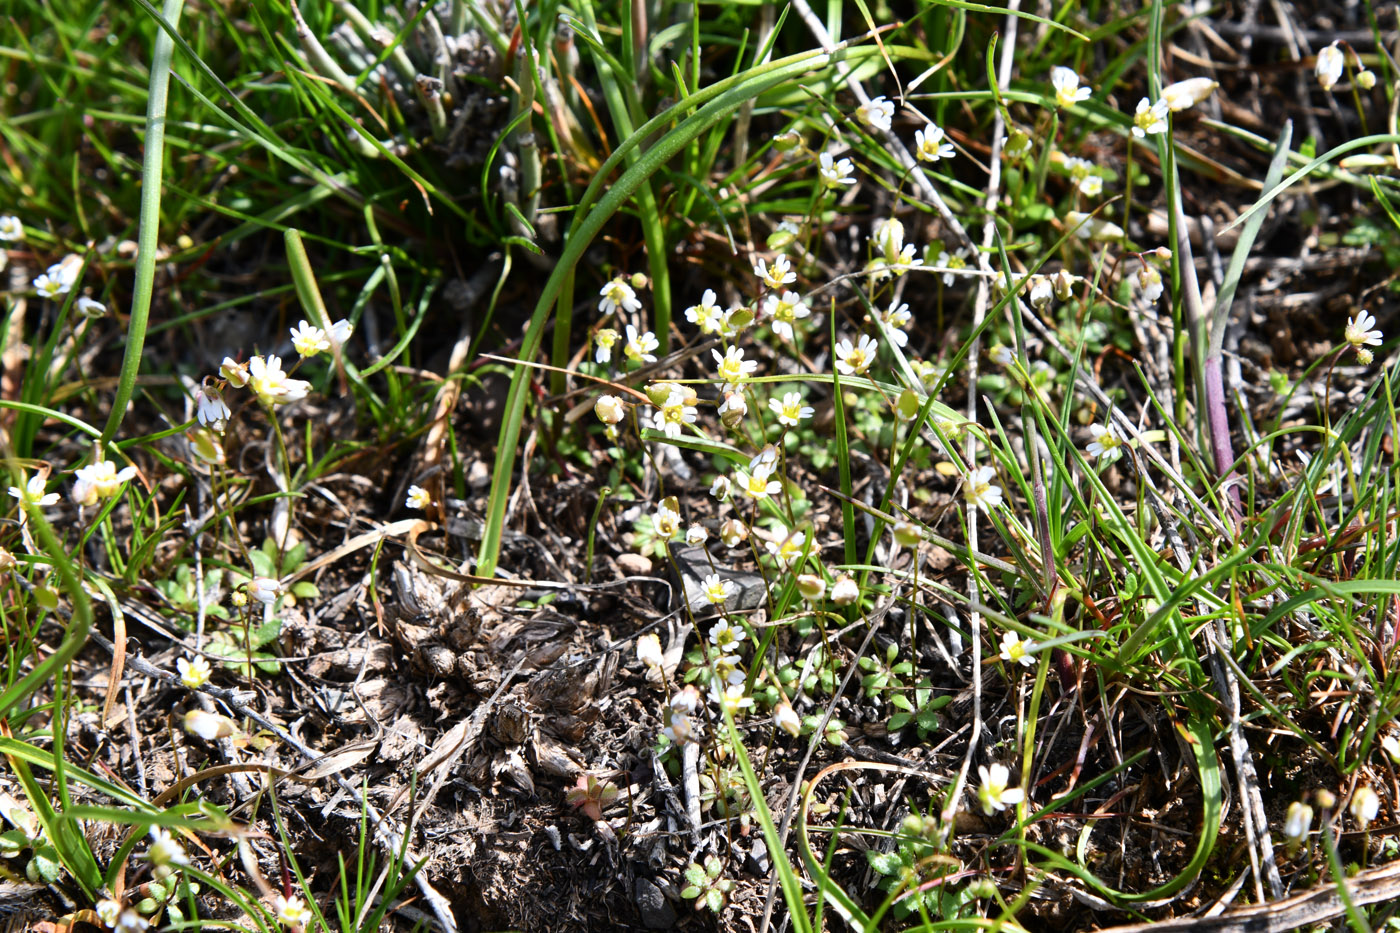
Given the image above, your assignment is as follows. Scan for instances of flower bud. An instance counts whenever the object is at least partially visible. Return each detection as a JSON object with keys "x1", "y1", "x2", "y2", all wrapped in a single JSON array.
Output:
[
  {"x1": 719, "y1": 518, "x2": 748, "y2": 548},
  {"x1": 1350, "y1": 786, "x2": 1380, "y2": 828},
  {"x1": 594, "y1": 394, "x2": 625, "y2": 425},
  {"x1": 629, "y1": 272, "x2": 649, "y2": 290},
  {"x1": 773, "y1": 702, "x2": 801, "y2": 737},
  {"x1": 1052, "y1": 269, "x2": 1076, "y2": 302},
  {"x1": 636, "y1": 633, "x2": 663, "y2": 670},
  {"x1": 774, "y1": 131, "x2": 802, "y2": 152},
  {"x1": 1357, "y1": 69, "x2": 1377, "y2": 90},
  {"x1": 1161, "y1": 77, "x2": 1218, "y2": 111},
  {"x1": 184, "y1": 709, "x2": 236, "y2": 740},
  {"x1": 796, "y1": 574, "x2": 826, "y2": 602},
  {"x1": 892, "y1": 521, "x2": 922, "y2": 548},
  {"x1": 830, "y1": 575, "x2": 859, "y2": 605},
  {"x1": 1027, "y1": 274, "x2": 1053, "y2": 309}
]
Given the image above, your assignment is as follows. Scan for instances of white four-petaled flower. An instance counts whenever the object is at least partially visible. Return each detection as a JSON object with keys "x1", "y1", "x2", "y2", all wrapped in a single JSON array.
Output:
[
  {"x1": 1086, "y1": 422, "x2": 1124, "y2": 463},
  {"x1": 834, "y1": 334, "x2": 878, "y2": 376},
  {"x1": 754, "y1": 255, "x2": 796, "y2": 289},
  {"x1": 1131, "y1": 97, "x2": 1169, "y2": 137},
  {"x1": 623, "y1": 324, "x2": 659, "y2": 364},
  {"x1": 963, "y1": 465, "x2": 1003, "y2": 512},
  {"x1": 1051, "y1": 66, "x2": 1092, "y2": 108},
  {"x1": 72, "y1": 459, "x2": 138, "y2": 508},
  {"x1": 817, "y1": 152, "x2": 857, "y2": 189},
  {"x1": 598, "y1": 277, "x2": 642, "y2": 315},
  {"x1": 999, "y1": 631, "x2": 1036, "y2": 668},
  {"x1": 857, "y1": 96, "x2": 895, "y2": 132},
  {"x1": 290, "y1": 320, "x2": 330, "y2": 358},
  {"x1": 976, "y1": 763, "x2": 1025, "y2": 815},
  {"x1": 178, "y1": 655, "x2": 212, "y2": 689},
  {"x1": 768, "y1": 392, "x2": 814, "y2": 427},
  {"x1": 247, "y1": 355, "x2": 310, "y2": 406},
  {"x1": 685, "y1": 289, "x2": 724, "y2": 334},
  {"x1": 405, "y1": 485, "x2": 432, "y2": 510},
  {"x1": 8, "y1": 475, "x2": 58, "y2": 508},
  {"x1": 914, "y1": 124, "x2": 955, "y2": 163}
]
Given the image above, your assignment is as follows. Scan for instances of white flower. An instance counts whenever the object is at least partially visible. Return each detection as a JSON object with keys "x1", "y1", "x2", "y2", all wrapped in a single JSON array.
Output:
[
  {"x1": 1051, "y1": 66, "x2": 1092, "y2": 108},
  {"x1": 1027, "y1": 275, "x2": 1054, "y2": 309},
  {"x1": 774, "y1": 702, "x2": 801, "y2": 736},
  {"x1": 405, "y1": 485, "x2": 432, "y2": 510},
  {"x1": 990, "y1": 344, "x2": 1014, "y2": 367},
  {"x1": 765, "y1": 525, "x2": 807, "y2": 566},
  {"x1": 1064, "y1": 211, "x2": 1125, "y2": 242},
  {"x1": 220, "y1": 356, "x2": 250, "y2": 388},
  {"x1": 685, "y1": 289, "x2": 724, "y2": 334},
  {"x1": 8, "y1": 475, "x2": 58, "y2": 508},
  {"x1": 594, "y1": 327, "x2": 619, "y2": 364},
  {"x1": 289, "y1": 320, "x2": 330, "y2": 358},
  {"x1": 976, "y1": 763, "x2": 1025, "y2": 815},
  {"x1": 736, "y1": 466, "x2": 782, "y2": 501},
  {"x1": 686, "y1": 524, "x2": 709, "y2": 546},
  {"x1": 146, "y1": 827, "x2": 190, "y2": 866},
  {"x1": 178, "y1": 655, "x2": 212, "y2": 689},
  {"x1": 594, "y1": 393, "x2": 627, "y2": 426},
  {"x1": 75, "y1": 296, "x2": 107, "y2": 318},
  {"x1": 113, "y1": 910, "x2": 149, "y2": 933},
  {"x1": 195, "y1": 385, "x2": 231, "y2": 433},
  {"x1": 1383, "y1": 734, "x2": 1400, "y2": 764},
  {"x1": 833, "y1": 334, "x2": 877, "y2": 376},
  {"x1": 754, "y1": 255, "x2": 796, "y2": 289},
  {"x1": 637, "y1": 633, "x2": 663, "y2": 670},
  {"x1": 932, "y1": 245, "x2": 970, "y2": 286},
  {"x1": 750, "y1": 445, "x2": 780, "y2": 474},
  {"x1": 702, "y1": 574, "x2": 734, "y2": 606},
  {"x1": 248, "y1": 576, "x2": 281, "y2": 605},
  {"x1": 712, "y1": 682, "x2": 754, "y2": 716},
  {"x1": 817, "y1": 152, "x2": 856, "y2": 189},
  {"x1": 1284, "y1": 801, "x2": 1313, "y2": 844},
  {"x1": 652, "y1": 391, "x2": 698, "y2": 439},
  {"x1": 717, "y1": 391, "x2": 748, "y2": 427},
  {"x1": 710, "y1": 475, "x2": 732, "y2": 501},
  {"x1": 273, "y1": 893, "x2": 314, "y2": 927},
  {"x1": 713, "y1": 345, "x2": 758, "y2": 390},
  {"x1": 999, "y1": 631, "x2": 1036, "y2": 668},
  {"x1": 963, "y1": 465, "x2": 1003, "y2": 512},
  {"x1": 914, "y1": 124, "x2": 955, "y2": 163},
  {"x1": 856, "y1": 96, "x2": 895, "y2": 132},
  {"x1": 764, "y1": 290, "x2": 810, "y2": 341},
  {"x1": 871, "y1": 218, "x2": 906, "y2": 262},
  {"x1": 72, "y1": 459, "x2": 138, "y2": 508},
  {"x1": 1136, "y1": 265, "x2": 1164, "y2": 304},
  {"x1": 598, "y1": 277, "x2": 642, "y2": 315},
  {"x1": 1131, "y1": 97, "x2": 1169, "y2": 137},
  {"x1": 718, "y1": 518, "x2": 748, "y2": 547},
  {"x1": 1344, "y1": 310, "x2": 1383, "y2": 352},
  {"x1": 0, "y1": 215, "x2": 22, "y2": 241},
  {"x1": 1078, "y1": 174, "x2": 1103, "y2": 197},
  {"x1": 95, "y1": 899, "x2": 122, "y2": 927},
  {"x1": 796, "y1": 574, "x2": 826, "y2": 602},
  {"x1": 1086, "y1": 422, "x2": 1124, "y2": 463},
  {"x1": 768, "y1": 391, "x2": 814, "y2": 427},
  {"x1": 33, "y1": 272, "x2": 68, "y2": 299},
  {"x1": 247, "y1": 355, "x2": 310, "y2": 406},
  {"x1": 1162, "y1": 77, "x2": 1218, "y2": 111},
  {"x1": 654, "y1": 501, "x2": 681, "y2": 540},
  {"x1": 1350, "y1": 786, "x2": 1380, "y2": 828},
  {"x1": 327, "y1": 318, "x2": 352, "y2": 345},
  {"x1": 1316, "y1": 42, "x2": 1345, "y2": 90},
  {"x1": 830, "y1": 575, "x2": 859, "y2": 605},
  {"x1": 623, "y1": 324, "x2": 658, "y2": 364}
]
